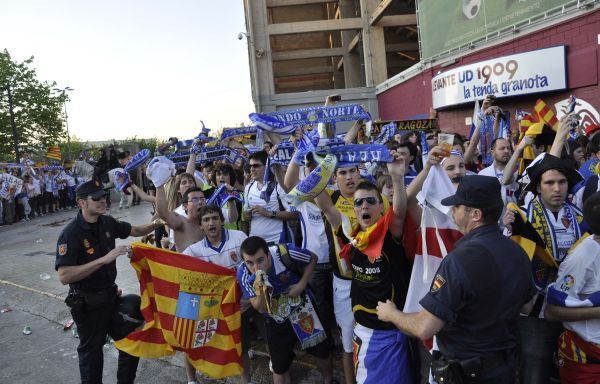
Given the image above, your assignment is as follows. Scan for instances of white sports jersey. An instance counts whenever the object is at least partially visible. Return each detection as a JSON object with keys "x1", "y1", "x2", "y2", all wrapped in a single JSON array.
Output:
[
  {"x1": 297, "y1": 201, "x2": 329, "y2": 264},
  {"x1": 550, "y1": 237, "x2": 600, "y2": 344},
  {"x1": 183, "y1": 229, "x2": 248, "y2": 270}
]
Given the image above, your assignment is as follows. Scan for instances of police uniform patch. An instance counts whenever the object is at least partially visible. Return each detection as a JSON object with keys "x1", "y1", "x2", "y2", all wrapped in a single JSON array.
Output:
[
  {"x1": 431, "y1": 274, "x2": 446, "y2": 293},
  {"x1": 58, "y1": 244, "x2": 67, "y2": 256}
]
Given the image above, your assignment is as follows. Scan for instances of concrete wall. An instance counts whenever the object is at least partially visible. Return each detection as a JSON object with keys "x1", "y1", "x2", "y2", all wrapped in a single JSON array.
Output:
[{"x1": 376, "y1": 10, "x2": 600, "y2": 135}]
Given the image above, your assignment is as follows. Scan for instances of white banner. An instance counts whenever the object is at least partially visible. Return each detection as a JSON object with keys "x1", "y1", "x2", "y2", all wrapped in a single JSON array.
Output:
[{"x1": 432, "y1": 46, "x2": 566, "y2": 109}]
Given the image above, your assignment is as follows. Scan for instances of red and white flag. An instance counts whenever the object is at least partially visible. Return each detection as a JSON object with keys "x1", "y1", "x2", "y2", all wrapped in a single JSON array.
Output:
[{"x1": 403, "y1": 165, "x2": 462, "y2": 314}]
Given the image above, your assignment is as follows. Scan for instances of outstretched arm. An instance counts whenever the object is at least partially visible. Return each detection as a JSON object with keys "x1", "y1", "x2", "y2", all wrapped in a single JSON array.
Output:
[
  {"x1": 502, "y1": 136, "x2": 532, "y2": 185},
  {"x1": 387, "y1": 151, "x2": 407, "y2": 239},
  {"x1": 314, "y1": 188, "x2": 342, "y2": 231},
  {"x1": 550, "y1": 114, "x2": 575, "y2": 158},
  {"x1": 130, "y1": 184, "x2": 156, "y2": 203},
  {"x1": 156, "y1": 185, "x2": 186, "y2": 231},
  {"x1": 377, "y1": 300, "x2": 445, "y2": 340}
]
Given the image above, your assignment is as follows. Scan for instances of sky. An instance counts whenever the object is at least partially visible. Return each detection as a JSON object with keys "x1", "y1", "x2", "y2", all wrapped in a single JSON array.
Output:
[{"x1": 1, "y1": 0, "x2": 255, "y2": 142}]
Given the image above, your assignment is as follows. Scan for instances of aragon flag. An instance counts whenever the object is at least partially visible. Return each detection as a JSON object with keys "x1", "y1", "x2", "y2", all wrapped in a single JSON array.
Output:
[{"x1": 114, "y1": 243, "x2": 242, "y2": 378}]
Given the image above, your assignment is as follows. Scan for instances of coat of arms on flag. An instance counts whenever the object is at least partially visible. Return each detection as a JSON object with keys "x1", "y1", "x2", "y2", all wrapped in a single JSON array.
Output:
[{"x1": 114, "y1": 243, "x2": 242, "y2": 378}]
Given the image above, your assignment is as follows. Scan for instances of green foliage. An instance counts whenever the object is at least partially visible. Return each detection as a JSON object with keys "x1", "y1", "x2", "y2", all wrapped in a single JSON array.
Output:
[{"x1": 0, "y1": 49, "x2": 66, "y2": 162}]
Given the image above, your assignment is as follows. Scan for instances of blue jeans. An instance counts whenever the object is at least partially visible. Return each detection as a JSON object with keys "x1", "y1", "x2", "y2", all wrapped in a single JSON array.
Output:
[{"x1": 517, "y1": 316, "x2": 562, "y2": 384}]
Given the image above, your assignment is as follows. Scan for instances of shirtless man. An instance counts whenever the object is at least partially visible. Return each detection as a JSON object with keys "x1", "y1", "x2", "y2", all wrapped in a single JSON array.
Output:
[{"x1": 156, "y1": 185, "x2": 205, "y2": 252}]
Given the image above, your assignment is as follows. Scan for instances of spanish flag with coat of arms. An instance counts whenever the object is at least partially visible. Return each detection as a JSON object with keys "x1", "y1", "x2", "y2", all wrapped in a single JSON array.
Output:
[{"x1": 114, "y1": 243, "x2": 242, "y2": 378}]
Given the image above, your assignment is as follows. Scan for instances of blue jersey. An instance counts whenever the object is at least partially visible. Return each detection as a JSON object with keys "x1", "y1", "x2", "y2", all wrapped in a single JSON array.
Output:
[{"x1": 237, "y1": 243, "x2": 313, "y2": 299}]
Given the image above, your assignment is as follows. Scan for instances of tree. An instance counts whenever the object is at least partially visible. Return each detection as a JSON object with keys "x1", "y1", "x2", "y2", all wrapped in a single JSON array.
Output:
[{"x1": 0, "y1": 49, "x2": 66, "y2": 162}]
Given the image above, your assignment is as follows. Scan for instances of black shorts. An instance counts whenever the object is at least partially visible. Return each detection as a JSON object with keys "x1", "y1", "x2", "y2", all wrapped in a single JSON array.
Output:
[{"x1": 265, "y1": 316, "x2": 329, "y2": 374}]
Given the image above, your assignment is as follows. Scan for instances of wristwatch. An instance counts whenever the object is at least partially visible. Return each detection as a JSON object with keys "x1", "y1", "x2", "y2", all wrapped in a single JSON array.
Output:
[{"x1": 270, "y1": 210, "x2": 276, "y2": 218}]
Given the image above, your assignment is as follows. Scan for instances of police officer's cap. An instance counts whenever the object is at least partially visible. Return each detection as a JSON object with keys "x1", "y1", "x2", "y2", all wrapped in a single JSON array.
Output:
[
  {"x1": 441, "y1": 175, "x2": 503, "y2": 209},
  {"x1": 76, "y1": 179, "x2": 107, "y2": 199}
]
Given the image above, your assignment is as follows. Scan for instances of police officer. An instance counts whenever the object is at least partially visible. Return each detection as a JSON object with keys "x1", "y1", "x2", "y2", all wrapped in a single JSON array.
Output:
[
  {"x1": 55, "y1": 179, "x2": 160, "y2": 384},
  {"x1": 377, "y1": 175, "x2": 535, "y2": 383}
]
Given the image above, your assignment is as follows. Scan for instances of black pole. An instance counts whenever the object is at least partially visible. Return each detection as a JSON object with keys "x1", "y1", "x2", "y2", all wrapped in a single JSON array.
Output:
[{"x1": 6, "y1": 84, "x2": 20, "y2": 164}]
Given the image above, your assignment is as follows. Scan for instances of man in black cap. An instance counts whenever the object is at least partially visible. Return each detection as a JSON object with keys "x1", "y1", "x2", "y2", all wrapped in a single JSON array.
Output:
[
  {"x1": 503, "y1": 153, "x2": 585, "y2": 384},
  {"x1": 377, "y1": 175, "x2": 534, "y2": 383},
  {"x1": 55, "y1": 179, "x2": 162, "y2": 384}
]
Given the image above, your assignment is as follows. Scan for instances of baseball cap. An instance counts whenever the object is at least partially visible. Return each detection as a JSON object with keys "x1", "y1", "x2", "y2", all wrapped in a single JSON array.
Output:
[
  {"x1": 76, "y1": 179, "x2": 107, "y2": 199},
  {"x1": 441, "y1": 175, "x2": 503, "y2": 208}
]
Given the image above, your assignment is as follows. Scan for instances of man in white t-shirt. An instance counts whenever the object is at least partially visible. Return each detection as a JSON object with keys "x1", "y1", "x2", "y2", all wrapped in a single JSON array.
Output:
[
  {"x1": 478, "y1": 138, "x2": 519, "y2": 206},
  {"x1": 182, "y1": 205, "x2": 252, "y2": 384},
  {"x1": 243, "y1": 151, "x2": 299, "y2": 245}
]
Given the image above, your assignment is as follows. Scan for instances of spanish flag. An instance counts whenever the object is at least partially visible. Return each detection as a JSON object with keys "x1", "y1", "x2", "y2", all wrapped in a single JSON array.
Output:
[
  {"x1": 46, "y1": 146, "x2": 62, "y2": 161},
  {"x1": 114, "y1": 243, "x2": 242, "y2": 378}
]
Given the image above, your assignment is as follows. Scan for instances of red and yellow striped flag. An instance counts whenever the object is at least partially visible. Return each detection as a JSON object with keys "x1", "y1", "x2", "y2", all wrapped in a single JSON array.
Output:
[
  {"x1": 534, "y1": 99, "x2": 559, "y2": 130},
  {"x1": 46, "y1": 145, "x2": 62, "y2": 161},
  {"x1": 114, "y1": 243, "x2": 242, "y2": 378}
]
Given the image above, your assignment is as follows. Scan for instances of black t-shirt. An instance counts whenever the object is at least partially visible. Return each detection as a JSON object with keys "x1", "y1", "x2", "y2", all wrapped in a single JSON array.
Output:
[
  {"x1": 338, "y1": 228, "x2": 412, "y2": 330},
  {"x1": 420, "y1": 225, "x2": 535, "y2": 359},
  {"x1": 55, "y1": 211, "x2": 131, "y2": 291}
]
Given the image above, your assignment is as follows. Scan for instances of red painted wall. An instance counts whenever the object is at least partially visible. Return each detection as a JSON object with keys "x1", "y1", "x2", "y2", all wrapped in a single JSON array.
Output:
[{"x1": 377, "y1": 10, "x2": 600, "y2": 135}]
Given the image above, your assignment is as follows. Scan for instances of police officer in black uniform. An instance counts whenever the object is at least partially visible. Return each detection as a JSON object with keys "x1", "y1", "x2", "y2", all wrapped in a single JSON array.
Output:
[
  {"x1": 377, "y1": 175, "x2": 535, "y2": 383},
  {"x1": 56, "y1": 179, "x2": 161, "y2": 384}
]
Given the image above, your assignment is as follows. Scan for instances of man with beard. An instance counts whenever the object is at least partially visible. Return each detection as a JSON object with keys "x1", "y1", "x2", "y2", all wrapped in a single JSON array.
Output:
[
  {"x1": 503, "y1": 154, "x2": 586, "y2": 383},
  {"x1": 478, "y1": 138, "x2": 519, "y2": 206}
]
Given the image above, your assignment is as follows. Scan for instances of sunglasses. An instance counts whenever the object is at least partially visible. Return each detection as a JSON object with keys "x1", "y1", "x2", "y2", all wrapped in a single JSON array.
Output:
[
  {"x1": 188, "y1": 196, "x2": 206, "y2": 203},
  {"x1": 249, "y1": 163, "x2": 263, "y2": 169},
  {"x1": 89, "y1": 195, "x2": 105, "y2": 202},
  {"x1": 353, "y1": 196, "x2": 379, "y2": 207},
  {"x1": 426, "y1": 136, "x2": 436, "y2": 140}
]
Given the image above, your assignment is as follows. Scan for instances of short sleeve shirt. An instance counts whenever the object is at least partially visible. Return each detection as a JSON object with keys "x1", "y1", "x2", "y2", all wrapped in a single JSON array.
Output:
[
  {"x1": 547, "y1": 237, "x2": 600, "y2": 344},
  {"x1": 420, "y1": 225, "x2": 535, "y2": 358},
  {"x1": 55, "y1": 211, "x2": 131, "y2": 290}
]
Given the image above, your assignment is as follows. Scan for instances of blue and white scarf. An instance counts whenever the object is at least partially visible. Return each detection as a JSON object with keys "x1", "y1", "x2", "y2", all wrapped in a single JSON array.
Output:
[
  {"x1": 206, "y1": 184, "x2": 243, "y2": 207},
  {"x1": 373, "y1": 122, "x2": 396, "y2": 144},
  {"x1": 250, "y1": 104, "x2": 371, "y2": 135},
  {"x1": 220, "y1": 126, "x2": 258, "y2": 140}
]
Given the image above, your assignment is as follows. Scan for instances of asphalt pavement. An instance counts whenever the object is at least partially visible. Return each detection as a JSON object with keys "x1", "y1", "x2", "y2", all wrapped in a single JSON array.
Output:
[{"x1": 0, "y1": 201, "x2": 343, "y2": 383}]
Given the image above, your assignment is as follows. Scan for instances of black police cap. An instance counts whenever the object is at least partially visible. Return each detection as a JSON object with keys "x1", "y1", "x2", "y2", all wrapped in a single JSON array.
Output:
[
  {"x1": 76, "y1": 179, "x2": 107, "y2": 199},
  {"x1": 441, "y1": 175, "x2": 503, "y2": 209}
]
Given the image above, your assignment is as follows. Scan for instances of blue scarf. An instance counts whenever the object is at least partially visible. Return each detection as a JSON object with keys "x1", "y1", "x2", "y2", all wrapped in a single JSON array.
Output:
[
  {"x1": 206, "y1": 184, "x2": 243, "y2": 207},
  {"x1": 250, "y1": 104, "x2": 371, "y2": 135},
  {"x1": 373, "y1": 122, "x2": 396, "y2": 144},
  {"x1": 220, "y1": 126, "x2": 257, "y2": 140}
]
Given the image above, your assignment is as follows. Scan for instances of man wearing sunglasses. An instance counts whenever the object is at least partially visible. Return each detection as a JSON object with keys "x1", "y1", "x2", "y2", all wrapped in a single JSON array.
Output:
[
  {"x1": 55, "y1": 179, "x2": 163, "y2": 384},
  {"x1": 315, "y1": 153, "x2": 414, "y2": 384}
]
